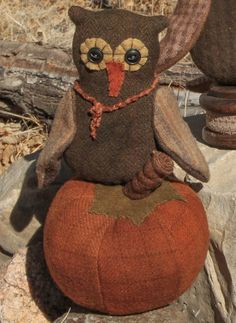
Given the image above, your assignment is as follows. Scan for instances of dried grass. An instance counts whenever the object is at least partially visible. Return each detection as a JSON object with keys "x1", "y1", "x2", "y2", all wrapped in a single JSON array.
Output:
[
  {"x1": 0, "y1": 0, "x2": 176, "y2": 47},
  {"x1": 0, "y1": 111, "x2": 48, "y2": 175}
]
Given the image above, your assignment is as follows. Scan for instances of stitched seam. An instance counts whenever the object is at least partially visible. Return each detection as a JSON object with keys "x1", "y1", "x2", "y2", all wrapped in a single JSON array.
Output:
[
  {"x1": 96, "y1": 222, "x2": 112, "y2": 312},
  {"x1": 155, "y1": 210, "x2": 182, "y2": 295}
]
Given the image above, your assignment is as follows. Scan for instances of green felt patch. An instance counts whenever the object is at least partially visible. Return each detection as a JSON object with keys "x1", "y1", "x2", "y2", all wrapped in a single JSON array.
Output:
[{"x1": 90, "y1": 181, "x2": 185, "y2": 225}]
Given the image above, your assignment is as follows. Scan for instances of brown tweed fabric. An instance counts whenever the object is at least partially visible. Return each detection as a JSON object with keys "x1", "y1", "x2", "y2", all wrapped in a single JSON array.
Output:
[
  {"x1": 64, "y1": 91, "x2": 156, "y2": 184},
  {"x1": 156, "y1": 0, "x2": 211, "y2": 73},
  {"x1": 36, "y1": 5, "x2": 210, "y2": 190},
  {"x1": 36, "y1": 88, "x2": 77, "y2": 188},
  {"x1": 65, "y1": 85, "x2": 210, "y2": 185},
  {"x1": 69, "y1": 8, "x2": 167, "y2": 104},
  {"x1": 54, "y1": 8, "x2": 167, "y2": 185},
  {"x1": 44, "y1": 180, "x2": 209, "y2": 315},
  {"x1": 153, "y1": 87, "x2": 209, "y2": 182},
  {"x1": 191, "y1": 0, "x2": 236, "y2": 85}
]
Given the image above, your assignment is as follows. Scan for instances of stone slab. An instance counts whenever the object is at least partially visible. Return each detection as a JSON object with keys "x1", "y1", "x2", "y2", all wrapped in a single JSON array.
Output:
[
  {"x1": 0, "y1": 113, "x2": 236, "y2": 322},
  {"x1": 186, "y1": 115, "x2": 236, "y2": 323},
  {"x1": 0, "y1": 152, "x2": 72, "y2": 255}
]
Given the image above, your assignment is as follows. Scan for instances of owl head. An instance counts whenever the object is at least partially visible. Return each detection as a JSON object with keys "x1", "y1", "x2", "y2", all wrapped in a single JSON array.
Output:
[
  {"x1": 69, "y1": 2, "x2": 211, "y2": 101},
  {"x1": 69, "y1": 7, "x2": 167, "y2": 100}
]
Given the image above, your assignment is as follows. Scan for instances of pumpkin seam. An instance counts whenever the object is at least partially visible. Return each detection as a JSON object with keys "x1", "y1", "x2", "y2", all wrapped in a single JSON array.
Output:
[
  {"x1": 155, "y1": 209, "x2": 182, "y2": 296},
  {"x1": 96, "y1": 222, "x2": 112, "y2": 312}
]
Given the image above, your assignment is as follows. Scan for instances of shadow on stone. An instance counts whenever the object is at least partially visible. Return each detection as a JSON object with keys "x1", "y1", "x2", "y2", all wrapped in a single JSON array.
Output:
[
  {"x1": 25, "y1": 240, "x2": 90, "y2": 321},
  {"x1": 184, "y1": 114, "x2": 206, "y2": 144},
  {"x1": 187, "y1": 181, "x2": 204, "y2": 193},
  {"x1": 24, "y1": 239, "x2": 192, "y2": 322},
  {"x1": 10, "y1": 153, "x2": 73, "y2": 236}
]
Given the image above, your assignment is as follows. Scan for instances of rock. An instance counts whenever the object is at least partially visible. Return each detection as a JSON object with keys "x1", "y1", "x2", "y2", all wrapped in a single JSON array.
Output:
[
  {"x1": 178, "y1": 267, "x2": 216, "y2": 323},
  {"x1": 0, "y1": 152, "x2": 72, "y2": 255},
  {"x1": 0, "y1": 243, "x2": 205, "y2": 323},
  {"x1": 54, "y1": 304, "x2": 190, "y2": 323},
  {"x1": 1, "y1": 114, "x2": 236, "y2": 322},
  {"x1": 0, "y1": 243, "x2": 76, "y2": 323},
  {"x1": 198, "y1": 146, "x2": 236, "y2": 323},
  {"x1": 0, "y1": 255, "x2": 10, "y2": 309},
  {"x1": 55, "y1": 269, "x2": 217, "y2": 323},
  {"x1": 186, "y1": 114, "x2": 236, "y2": 323},
  {"x1": 0, "y1": 252, "x2": 11, "y2": 267}
]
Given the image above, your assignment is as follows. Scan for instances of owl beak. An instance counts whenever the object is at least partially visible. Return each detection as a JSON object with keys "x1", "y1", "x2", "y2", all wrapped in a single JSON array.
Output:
[{"x1": 106, "y1": 61, "x2": 125, "y2": 97}]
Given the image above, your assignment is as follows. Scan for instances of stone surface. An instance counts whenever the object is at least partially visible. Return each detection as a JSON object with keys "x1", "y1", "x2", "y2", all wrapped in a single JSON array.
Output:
[
  {"x1": 0, "y1": 242, "x2": 207, "y2": 323},
  {"x1": 0, "y1": 152, "x2": 72, "y2": 256},
  {"x1": 1, "y1": 114, "x2": 236, "y2": 322},
  {"x1": 186, "y1": 114, "x2": 236, "y2": 323},
  {"x1": 198, "y1": 152, "x2": 236, "y2": 323},
  {"x1": 0, "y1": 252, "x2": 11, "y2": 267},
  {"x1": 178, "y1": 268, "x2": 216, "y2": 323},
  {"x1": 0, "y1": 243, "x2": 77, "y2": 323},
  {"x1": 54, "y1": 305, "x2": 190, "y2": 323}
]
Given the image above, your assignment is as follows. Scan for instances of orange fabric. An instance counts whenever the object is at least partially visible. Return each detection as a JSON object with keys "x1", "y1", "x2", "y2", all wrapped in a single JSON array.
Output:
[
  {"x1": 44, "y1": 180, "x2": 209, "y2": 315},
  {"x1": 106, "y1": 61, "x2": 125, "y2": 97},
  {"x1": 73, "y1": 76, "x2": 159, "y2": 139}
]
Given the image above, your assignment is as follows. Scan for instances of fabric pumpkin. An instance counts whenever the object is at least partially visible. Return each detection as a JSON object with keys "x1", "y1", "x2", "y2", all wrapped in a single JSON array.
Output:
[{"x1": 44, "y1": 180, "x2": 209, "y2": 315}]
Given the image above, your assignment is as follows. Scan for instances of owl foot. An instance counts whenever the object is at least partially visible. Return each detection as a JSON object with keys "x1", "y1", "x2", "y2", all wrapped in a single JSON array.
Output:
[{"x1": 123, "y1": 151, "x2": 174, "y2": 200}]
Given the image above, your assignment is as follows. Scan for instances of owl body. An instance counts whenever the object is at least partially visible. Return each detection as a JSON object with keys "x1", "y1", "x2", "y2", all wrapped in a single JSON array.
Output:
[
  {"x1": 65, "y1": 93, "x2": 156, "y2": 184},
  {"x1": 36, "y1": 4, "x2": 211, "y2": 191},
  {"x1": 62, "y1": 9, "x2": 166, "y2": 184}
]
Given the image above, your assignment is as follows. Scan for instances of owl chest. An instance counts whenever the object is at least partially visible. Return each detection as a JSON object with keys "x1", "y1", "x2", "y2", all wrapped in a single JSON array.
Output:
[{"x1": 65, "y1": 96, "x2": 156, "y2": 184}]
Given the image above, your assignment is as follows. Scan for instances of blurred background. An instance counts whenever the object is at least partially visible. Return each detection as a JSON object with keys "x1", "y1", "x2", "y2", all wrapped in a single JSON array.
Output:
[{"x1": 0, "y1": 0, "x2": 177, "y2": 47}]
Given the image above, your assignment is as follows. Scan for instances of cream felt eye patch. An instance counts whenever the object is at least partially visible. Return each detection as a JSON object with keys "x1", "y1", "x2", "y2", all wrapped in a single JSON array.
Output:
[{"x1": 80, "y1": 37, "x2": 149, "y2": 71}]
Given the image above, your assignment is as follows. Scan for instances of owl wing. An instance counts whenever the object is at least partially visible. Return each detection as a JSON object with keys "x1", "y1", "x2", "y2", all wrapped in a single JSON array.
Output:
[
  {"x1": 36, "y1": 87, "x2": 77, "y2": 188},
  {"x1": 153, "y1": 86, "x2": 209, "y2": 182}
]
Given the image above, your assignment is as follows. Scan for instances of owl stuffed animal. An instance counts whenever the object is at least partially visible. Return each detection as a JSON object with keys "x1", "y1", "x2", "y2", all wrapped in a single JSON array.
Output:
[
  {"x1": 38, "y1": 1, "x2": 211, "y2": 316},
  {"x1": 36, "y1": 2, "x2": 210, "y2": 199}
]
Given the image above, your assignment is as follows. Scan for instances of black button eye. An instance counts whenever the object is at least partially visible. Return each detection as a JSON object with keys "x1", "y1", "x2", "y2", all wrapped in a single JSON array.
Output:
[
  {"x1": 88, "y1": 47, "x2": 104, "y2": 63},
  {"x1": 125, "y1": 49, "x2": 141, "y2": 65}
]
